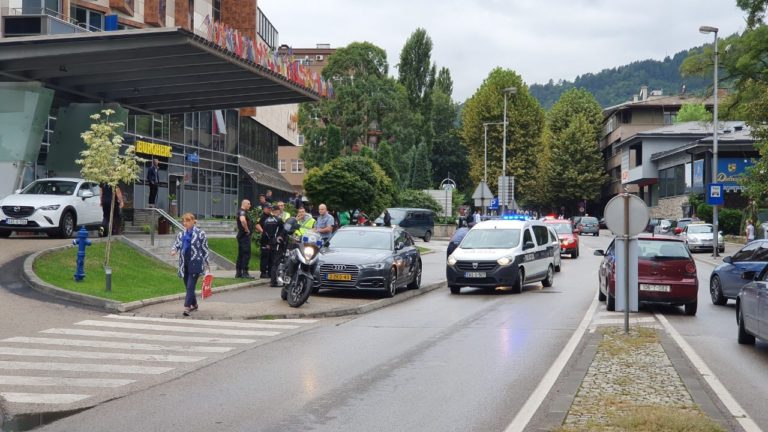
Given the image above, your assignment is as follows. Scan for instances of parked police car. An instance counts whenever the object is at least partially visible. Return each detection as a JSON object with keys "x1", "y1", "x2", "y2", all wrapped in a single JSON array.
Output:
[{"x1": 446, "y1": 216, "x2": 558, "y2": 294}]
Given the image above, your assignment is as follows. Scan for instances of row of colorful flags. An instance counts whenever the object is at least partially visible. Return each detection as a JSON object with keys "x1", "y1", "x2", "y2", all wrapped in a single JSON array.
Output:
[{"x1": 201, "y1": 15, "x2": 334, "y2": 99}]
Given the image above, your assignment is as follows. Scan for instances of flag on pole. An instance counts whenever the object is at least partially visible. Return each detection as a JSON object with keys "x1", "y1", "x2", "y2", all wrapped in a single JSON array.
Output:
[{"x1": 201, "y1": 274, "x2": 214, "y2": 299}]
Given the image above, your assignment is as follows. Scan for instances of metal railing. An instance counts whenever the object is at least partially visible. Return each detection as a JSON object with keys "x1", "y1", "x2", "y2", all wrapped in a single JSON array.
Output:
[{"x1": 148, "y1": 207, "x2": 184, "y2": 246}]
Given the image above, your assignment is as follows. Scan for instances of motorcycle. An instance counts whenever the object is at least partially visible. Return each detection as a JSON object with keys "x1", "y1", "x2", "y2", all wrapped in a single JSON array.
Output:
[{"x1": 276, "y1": 218, "x2": 324, "y2": 308}]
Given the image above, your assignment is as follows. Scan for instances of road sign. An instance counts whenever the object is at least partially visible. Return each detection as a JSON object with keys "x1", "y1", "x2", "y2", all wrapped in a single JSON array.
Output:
[
  {"x1": 489, "y1": 197, "x2": 499, "y2": 210},
  {"x1": 707, "y1": 183, "x2": 724, "y2": 206},
  {"x1": 472, "y1": 181, "x2": 493, "y2": 209},
  {"x1": 497, "y1": 176, "x2": 514, "y2": 208},
  {"x1": 604, "y1": 194, "x2": 649, "y2": 237}
]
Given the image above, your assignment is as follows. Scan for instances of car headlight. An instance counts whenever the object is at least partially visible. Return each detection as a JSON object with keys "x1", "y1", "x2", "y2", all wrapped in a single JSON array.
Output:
[
  {"x1": 497, "y1": 257, "x2": 513, "y2": 266},
  {"x1": 38, "y1": 205, "x2": 60, "y2": 211},
  {"x1": 302, "y1": 246, "x2": 317, "y2": 260},
  {"x1": 447, "y1": 255, "x2": 457, "y2": 266},
  {"x1": 361, "y1": 262, "x2": 385, "y2": 270}
]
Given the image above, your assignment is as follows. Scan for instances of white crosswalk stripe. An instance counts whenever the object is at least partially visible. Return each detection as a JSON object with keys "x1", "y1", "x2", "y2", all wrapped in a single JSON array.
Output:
[
  {"x1": 75, "y1": 320, "x2": 281, "y2": 336},
  {"x1": 0, "y1": 314, "x2": 320, "y2": 410},
  {"x1": 2, "y1": 337, "x2": 234, "y2": 353},
  {"x1": 0, "y1": 361, "x2": 172, "y2": 375},
  {"x1": 40, "y1": 328, "x2": 257, "y2": 344}
]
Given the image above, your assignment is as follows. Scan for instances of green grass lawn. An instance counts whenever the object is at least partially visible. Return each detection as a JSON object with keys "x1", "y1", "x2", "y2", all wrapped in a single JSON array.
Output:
[
  {"x1": 207, "y1": 237, "x2": 261, "y2": 270},
  {"x1": 34, "y1": 242, "x2": 240, "y2": 303},
  {"x1": 418, "y1": 246, "x2": 432, "y2": 254}
]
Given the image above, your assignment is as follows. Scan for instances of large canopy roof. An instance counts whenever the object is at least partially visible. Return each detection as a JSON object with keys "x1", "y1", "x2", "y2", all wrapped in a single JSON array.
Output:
[{"x1": 0, "y1": 27, "x2": 320, "y2": 114}]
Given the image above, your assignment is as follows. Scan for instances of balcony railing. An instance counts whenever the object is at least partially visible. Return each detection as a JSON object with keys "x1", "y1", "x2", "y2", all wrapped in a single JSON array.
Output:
[{"x1": 3, "y1": 7, "x2": 92, "y2": 37}]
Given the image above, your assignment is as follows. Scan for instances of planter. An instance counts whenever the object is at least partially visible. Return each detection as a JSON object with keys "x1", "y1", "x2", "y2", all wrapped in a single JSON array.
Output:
[
  {"x1": 433, "y1": 224, "x2": 457, "y2": 239},
  {"x1": 157, "y1": 217, "x2": 170, "y2": 235},
  {"x1": 169, "y1": 200, "x2": 178, "y2": 217}
]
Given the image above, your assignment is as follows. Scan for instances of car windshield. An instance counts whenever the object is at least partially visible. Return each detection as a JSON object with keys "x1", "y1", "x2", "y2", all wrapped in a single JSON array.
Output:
[
  {"x1": 329, "y1": 230, "x2": 391, "y2": 250},
  {"x1": 581, "y1": 217, "x2": 598, "y2": 224},
  {"x1": 382, "y1": 209, "x2": 407, "y2": 225},
  {"x1": 688, "y1": 225, "x2": 713, "y2": 234},
  {"x1": 548, "y1": 223, "x2": 572, "y2": 234},
  {"x1": 677, "y1": 219, "x2": 692, "y2": 229},
  {"x1": 460, "y1": 229, "x2": 521, "y2": 249},
  {"x1": 639, "y1": 240, "x2": 689, "y2": 259},
  {"x1": 21, "y1": 180, "x2": 78, "y2": 196}
]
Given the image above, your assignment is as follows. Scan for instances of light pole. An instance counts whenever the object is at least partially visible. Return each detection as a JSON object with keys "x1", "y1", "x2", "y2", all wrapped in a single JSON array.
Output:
[
  {"x1": 502, "y1": 87, "x2": 517, "y2": 212},
  {"x1": 700, "y1": 25, "x2": 719, "y2": 257}
]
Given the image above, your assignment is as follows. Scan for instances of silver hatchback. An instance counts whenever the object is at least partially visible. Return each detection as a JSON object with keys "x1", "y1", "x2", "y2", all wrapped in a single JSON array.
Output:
[{"x1": 578, "y1": 216, "x2": 600, "y2": 236}]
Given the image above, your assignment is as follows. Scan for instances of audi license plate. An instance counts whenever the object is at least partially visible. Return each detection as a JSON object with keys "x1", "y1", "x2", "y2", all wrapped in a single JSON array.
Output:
[
  {"x1": 6, "y1": 219, "x2": 27, "y2": 226},
  {"x1": 326, "y1": 273, "x2": 352, "y2": 281},
  {"x1": 464, "y1": 272, "x2": 486, "y2": 278},
  {"x1": 640, "y1": 284, "x2": 670, "y2": 292}
]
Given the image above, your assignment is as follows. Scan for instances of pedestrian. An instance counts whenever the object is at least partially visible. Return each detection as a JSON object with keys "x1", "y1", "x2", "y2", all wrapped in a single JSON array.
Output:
[
  {"x1": 338, "y1": 209, "x2": 350, "y2": 226},
  {"x1": 265, "y1": 189, "x2": 274, "y2": 203},
  {"x1": 277, "y1": 201, "x2": 290, "y2": 222},
  {"x1": 170, "y1": 213, "x2": 210, "y2": 316},
  {"x1": 383, "y1": 209, "x2": 392, "y2": 227},
  {"x1": 100, "y1": 183, "x2": 124, "y2": 236},
  {"x1": 260, "y1": 204, "x2": 284, "y2": 287},
  {"x1": 314, "y1": 203, "x2": 335, "y2": 242},
  {"x1": 746, "y1": 219, "x2": 755, "y2": 243},
  {"x1": 258, "y1": 194, "x2": 267, "y2": 207},
  {"x1": 146, "y1": 158, "x2": 159, "y2": 209},
  {"x1": 255, "y1": 204, "x2": 273, "y2": 279},
  {"x1": 293, "y1": 206, "x2": 316, "y2": 241},
  {"x1": 472, "y1": 208, "x2": 482, "y2": 225},
  {"x1": 235, "y1": 199, "x2": 254, "y2": 279}
]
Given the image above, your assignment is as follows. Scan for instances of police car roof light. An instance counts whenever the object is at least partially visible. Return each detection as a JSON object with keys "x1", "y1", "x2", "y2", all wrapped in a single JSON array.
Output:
[{"x1": 502, "y1": 215, "x2": 529, "y2": 221}]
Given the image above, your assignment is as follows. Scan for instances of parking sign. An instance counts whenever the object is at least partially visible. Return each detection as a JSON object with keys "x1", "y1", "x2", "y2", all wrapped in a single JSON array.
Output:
[{"x1": 707, "y1": 183, "x2": 725, "y2": 206}]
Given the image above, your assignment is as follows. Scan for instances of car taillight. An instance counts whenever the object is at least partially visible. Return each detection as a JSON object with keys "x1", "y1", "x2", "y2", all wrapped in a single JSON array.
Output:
[{"x1": 684, "y1": 262, "x2": 696, "y2": 275}]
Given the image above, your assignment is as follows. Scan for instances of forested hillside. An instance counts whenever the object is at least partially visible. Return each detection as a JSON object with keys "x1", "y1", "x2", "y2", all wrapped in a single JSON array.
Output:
[{"x1": 529, "y1": 47, "x2": 711, "y2": 110}]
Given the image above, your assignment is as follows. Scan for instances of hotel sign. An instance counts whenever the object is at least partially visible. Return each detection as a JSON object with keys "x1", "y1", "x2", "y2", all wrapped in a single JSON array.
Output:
[{"x1": 135, "y1": 140, "x2": 172, "y2": 158}]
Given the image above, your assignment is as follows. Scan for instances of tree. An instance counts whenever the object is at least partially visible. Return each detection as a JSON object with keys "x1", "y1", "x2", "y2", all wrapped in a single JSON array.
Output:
[
  {"x1": 737, "y1": 0, "x2": 768, "y2": 27},
  {"x1": 546, "y1": 88, "x2": 603, "y2": 141},
  {"x1": 435, "y1": 67, "x2": 453, "y2": 97},
  {"x1": 409, "y1": 142, "x2": 433, "y2": 189},
  {"x1": 548, "y1": 115, "x2": 607, "y2": 210},
  {"x1": 526, "y1": 128, "x2": 555, "y2": 210},
  {"x1": 322, "y1": 41, "x2": 388, "y2": 82},
  {"x1": 397, "y1": 189, "x2": 442, "y2": 214},
  {"x1": 303, "y1": 156, "x2": 395, "y2": 218},
  {"x1": 398, "y1": 28, "x2": 435, "y2": 113},
  {"x1": 75, "y1": 109, "x2": 143, "y2": 269},
  {"x1": 375, "y1": 141, "x2": 400, "y2": 187},
  {"x1": 674, "y1": 103, "x2": 712, "y2": 123},
  {"x1": 461, "y1": 68, "x2": 546, "y2": 205},
  {"x1": 430, "y1": 89, "x2": 469, "y2": 190}
]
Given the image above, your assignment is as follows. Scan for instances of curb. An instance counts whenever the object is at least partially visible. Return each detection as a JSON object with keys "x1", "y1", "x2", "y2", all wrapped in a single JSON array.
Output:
[{"x1": 22, "y1": 243, "x2": 266, "y2": 312}]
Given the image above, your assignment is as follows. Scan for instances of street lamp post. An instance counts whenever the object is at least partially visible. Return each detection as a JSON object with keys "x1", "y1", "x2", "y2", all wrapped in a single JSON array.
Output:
[
  {"x1": 700, "y1": 25, "x2": 719, "y2": 257},
  {"x1": 483, "y1": 121, "x2": 506, "y2": 213},
  {"x1": 502, "y1": 86, "x2": 517, "y2": 212}
]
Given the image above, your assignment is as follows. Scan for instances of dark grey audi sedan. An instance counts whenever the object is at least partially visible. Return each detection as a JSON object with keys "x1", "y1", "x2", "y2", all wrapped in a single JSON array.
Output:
[{"x1": 314, "y1": 226, "x2": 422, "y2": 298}]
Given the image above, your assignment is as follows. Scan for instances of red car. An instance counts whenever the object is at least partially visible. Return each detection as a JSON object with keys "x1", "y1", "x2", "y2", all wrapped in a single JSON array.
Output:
[
  {"x1": 594, "y1": 234, "x2": 699, "y2": 315},
  {"x1": 544, "y1": 220, "x2": 580, "y2": 258}
]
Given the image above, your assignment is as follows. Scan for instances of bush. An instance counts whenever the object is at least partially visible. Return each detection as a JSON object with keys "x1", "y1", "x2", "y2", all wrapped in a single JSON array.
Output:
[
  {"x1": 696, "y1": 203, "x2": 712, "y2": 223},
  {"x1": 696, "y1": 203, "x2": 742, "y2": 235},
  {"x1": 397, "y1": 189, "x2": 443, "y2": 214}
]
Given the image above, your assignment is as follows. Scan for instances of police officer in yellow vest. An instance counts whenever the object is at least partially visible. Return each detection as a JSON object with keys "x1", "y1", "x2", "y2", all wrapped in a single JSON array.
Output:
[{"x1": 293, "y1": 207, "x2": 316, "y2": 241}]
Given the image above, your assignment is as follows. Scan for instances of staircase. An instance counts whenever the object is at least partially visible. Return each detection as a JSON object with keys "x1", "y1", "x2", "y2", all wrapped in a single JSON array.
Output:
[
  {"x1": 195, "y1": 219, "x2": 237, "y2": 236},
  {"x1": 122, "y1": 235, "x2": 234, "y2": 272}
]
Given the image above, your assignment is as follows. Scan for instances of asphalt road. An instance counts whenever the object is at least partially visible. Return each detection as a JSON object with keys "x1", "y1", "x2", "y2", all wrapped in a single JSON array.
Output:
[{"x1": 36, "y1": 237, "x2": 602, "y2": 432}]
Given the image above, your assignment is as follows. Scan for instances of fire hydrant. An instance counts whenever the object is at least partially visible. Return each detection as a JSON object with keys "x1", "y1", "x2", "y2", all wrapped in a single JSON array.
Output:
[{"x1": 72, "y1": 226, "x2": 91, "y2": 282}]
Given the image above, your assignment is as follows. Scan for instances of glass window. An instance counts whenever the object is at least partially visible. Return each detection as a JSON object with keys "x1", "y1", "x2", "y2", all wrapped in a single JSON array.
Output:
[
  {"x1": 291, "y1": 159, "x2": 304, "y2": 173},
  {"x1": 523, "y1": 229, "x2": 533, "y2": 246},
  {"x1": 532, "y1": 226, "x2": 549, "y2": 246},
  {"x1": 461, "y1": 229, "x2": 521, "y2": 249},
  {"x1": 733, "y1": 242, "x2": 762, "y2": 262},
  {"x1": 638, "y1": 240, "x2": 689, "y2": 259},
  {"x1": 278, "y1": 159, "x2": 286, "y2": 173},
  {"x1": 329, "y1": 230, "x2": 392, "y2": 250}
]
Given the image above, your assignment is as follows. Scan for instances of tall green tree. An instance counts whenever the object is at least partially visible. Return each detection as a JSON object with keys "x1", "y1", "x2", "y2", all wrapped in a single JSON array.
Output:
[
  {"x1": 303, "y1": 156, "x2": 395, "y2": 218},
  {"x1": 410, "y1": 142, "x2": 433, "y2": 189},
  {"x1": 674, "y1": 103, "x2": 712, "y2": 123},
  {"x1": 737, "y1": 0, "x2": 768, "y2": 27},
  {"x1": 546, "y1": 88, "x2": 603, "y2": 140},
  {"x1": 375, "y1": 141, "x2": 400, "y2": 187},
  {"x1": 430, "y1": 89, "x2": 468, "y2": 189},
  {"x1": 461, "y1": 68, "x2": 546, "y2": 204},
  {"x1": 548, "y1": 115, "x2": 607, "y2": 209},
  {"x1": 435, "y1": 67, "x2": 453, "y2": 97},
  {"x1": 398, "y1": 28, "x2": 435, "y2": 114},
  {"x1": 322, "y1": 41, "x2": 388, "y2": 82}
]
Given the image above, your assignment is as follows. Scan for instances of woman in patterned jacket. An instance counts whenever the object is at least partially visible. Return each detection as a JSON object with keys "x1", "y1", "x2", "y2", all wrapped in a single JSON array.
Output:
[{"x1": 171, "y1": 213, "x2": 210, "y2": 316}]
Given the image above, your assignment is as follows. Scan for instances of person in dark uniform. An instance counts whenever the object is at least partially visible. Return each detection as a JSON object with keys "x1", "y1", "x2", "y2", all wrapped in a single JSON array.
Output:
[
  {"x1": 100, "y1": 183, "x2": 123, "y2": 236},
  {"x1": 383, "y1": 209, "x2": 392, "y2": 227},
  {"x1": 235, "y1": 199, "x2": 254, "y2": 278},
  {"x1": 147, "y1": 158, "x2": 160, "y2": 208},
  {"x1": 268, "y1": 204, "x2": 287, "y2": 287},
  {"x1": 256, "y1": 204, "x2": 275, "y2": 279},
  {"x1": 258, "y1": 204, "x2": 284, "y2": 286}
]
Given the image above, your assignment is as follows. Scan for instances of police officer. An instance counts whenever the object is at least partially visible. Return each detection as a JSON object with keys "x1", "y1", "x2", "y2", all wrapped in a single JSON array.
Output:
[
  {"x1": 235, "y1": 199, "x2": 254, "y2": 279},
  {"x1": 261, "y1": 204, "x2": 284, "y2": 287}
]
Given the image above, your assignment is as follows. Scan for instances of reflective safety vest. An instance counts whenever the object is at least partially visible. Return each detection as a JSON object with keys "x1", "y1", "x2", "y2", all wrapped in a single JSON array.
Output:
[{"x1": 294, "y1": 216, "x2": 316, "y2": 240}]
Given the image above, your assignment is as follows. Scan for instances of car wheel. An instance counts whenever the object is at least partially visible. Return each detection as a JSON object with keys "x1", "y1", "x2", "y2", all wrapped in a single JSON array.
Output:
[
  {"x1": 542, "y1": 265, "x2": 554, "y2": 287},
  {"x1": 449, "y1": 285, "x2": 461, "y2": 295},
  {"x1": 0, "y1": 231, "x2": 10, "y2": 238},
  {"x1": 710, "y1": 276, "x2": 727, "y2": 306},
  {"x1": 607, "y1": 293, "x2": 615, "y2": 311},
  {"x1": 384, "y1": 267, "x2": 397, "y2": 298},
  {"x1": 555, "y1": 262, "x2": 561, "y2": 272},
  {"x1": 511, "y1": 268, "x2": 524, "y2": 294},
  {"x1": 595, "y1": 232, "x2": 599, "y2": 237},
  {"x1": 738, "y1": 307, "x2": 756, "y2": 345},
  {"x1": 598, "y1": 283, "x2": 606, "y2": 301},
  {"x1": 684, "y1": 301, "x2": 697, "y2": 316},
  {"x1": 58, "y1": 211, "x2": 75, "y2": 238},
  {"x1": 407, "y1": 260, "x2": 422, "y2": 289},
  {"x1": 423, "y1": 231, "x2": 432, "y2": 242}
]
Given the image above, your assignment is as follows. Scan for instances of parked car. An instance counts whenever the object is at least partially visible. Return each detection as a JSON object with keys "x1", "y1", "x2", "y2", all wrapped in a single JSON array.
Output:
[
  {"x1": 447, "y1": 226, "x2": 470, "y2": 258},
  {"x1": 545, "y1": 219, "x2": 579, "y2": 258},
  {"x1": 546, "y1": 225, "x2": 563, "y2": 272},
  {"x1": 645, "y1": 218, "x2": 662, "y2": 233},
  {"x1": 577, "y1": 216, "x2": 600, "y2": 236},
  {"x1": 0, "y1": 178, "x2": 103, "y2": 238},
  {"x1": 315, "y1": 226, "x2": 421, "y2": 298},
  {"x1": 710, "y1": 240, "x2": 768, "y2": 305},
  {"x1": 673, "y1": 218, "x2": 694, "y2": 235},
  {"x1": 680, "y1": 222, "x2": 725, "y2": 253},
  {"x1": 375, "y1": 208, "x2": 434, "y2": 242},
  {"x1": 571, "y1": 216, "x2": 582, "y2": 233},
  {"x1": 652, "y1": 219, "x2": 676, "y2": 235},
  {"x1": 736, "y1": 264, "x2": 768, "y2": 345},
  {"x1": 446, "y1": 218, "x2": 558, "y2": 294},
  {"x1": 595, "y1": 233, "x2": 699, "y2": 315}
]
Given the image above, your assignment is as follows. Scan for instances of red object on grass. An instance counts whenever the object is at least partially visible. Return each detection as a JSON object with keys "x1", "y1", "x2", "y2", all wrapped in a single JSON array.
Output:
[{"x1": 201, "y1": 274, "x2": 214, "y2": 299}]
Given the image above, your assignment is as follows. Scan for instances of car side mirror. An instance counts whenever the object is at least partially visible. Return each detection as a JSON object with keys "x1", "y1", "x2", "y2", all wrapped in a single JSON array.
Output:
[
  {"x1": 722, "y1": 256, "x2": 732, "y2": 264},
  {"x1": 741, "y1": 270, "x2": 757, "y2": 281},
  {"x1": 594, "y1": 249, "x2": 605, "y2": 256},
  {"x1": 80, "y1": 190, "x2": 94, "y2": 199},
  {"x1": 523, "y1": 241, "x2": 535, "y2": 250},
  {"x1": 395, "y1": 241, "x2": 404, "y2": 251}
]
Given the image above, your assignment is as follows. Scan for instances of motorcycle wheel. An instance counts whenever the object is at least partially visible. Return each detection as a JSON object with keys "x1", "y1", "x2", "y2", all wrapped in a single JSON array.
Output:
[
  {"x1": 287, "y1": 275, "x2": 311, "y2": 308},
  {"x1": 280, "y1": 287, "x2": 288, "y2": 301}
]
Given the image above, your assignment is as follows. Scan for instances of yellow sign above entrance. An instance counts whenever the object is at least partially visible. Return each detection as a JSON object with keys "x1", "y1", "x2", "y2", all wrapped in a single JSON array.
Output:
[{"x1": 135, "y1": 140, "x2": 172, "y2": 158}]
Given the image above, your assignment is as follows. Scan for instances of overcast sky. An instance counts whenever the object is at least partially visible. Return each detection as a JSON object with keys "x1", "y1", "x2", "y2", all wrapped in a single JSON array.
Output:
[{"x1": 259, "y1": 0, "x2": 747, "y2": 102}]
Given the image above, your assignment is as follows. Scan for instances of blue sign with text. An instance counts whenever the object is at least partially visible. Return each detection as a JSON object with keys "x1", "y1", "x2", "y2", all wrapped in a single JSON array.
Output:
[
  {"x1": 707, "y1": 183, "x2": 725, "y2": 206},
  {"x1": 489, "y1": 197, "x2": 499, "y2": 210},
  {"x1": 186, "y1": 152, "x2": 199, "y2": 163},
  {"x1": 717, "y1": 158, "x2": 754, "y2": 191}
]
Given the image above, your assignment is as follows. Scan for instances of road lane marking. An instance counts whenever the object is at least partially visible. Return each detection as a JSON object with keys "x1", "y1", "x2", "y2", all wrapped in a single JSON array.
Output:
[
  {"x1": 75, "y1": 320, "x2": 281, "y2": 337},
  {"x1": 504, "y1": 293, "x2": 600, "y2": 432},
  {"x1": 655, "y1": 313, "x2": 762, "y2": 432},
  {"x1": 104, "y1": 315, "x2": 299, "y2": 329},
  {"x1": 258, "y1": 318, "x2": 318, "y2": 324},
  {"x1": 0, "y1": 376, "x2": 134, "y2": 388},
  {"x1": 0, "y1": 392, "x2": 90, "y2": 404},
  {"x1": 41, "y1": 328, "x2": 256, "y2": 344},
  {"x1": 0, "y1": 361, "x2": 172, "y2": 375},
  {"x1": 0, "y1": 347, "x2": 204, "y2": 363},
  {"x1": 2, "y1": 337, "x2": 233, "y2": 353}
]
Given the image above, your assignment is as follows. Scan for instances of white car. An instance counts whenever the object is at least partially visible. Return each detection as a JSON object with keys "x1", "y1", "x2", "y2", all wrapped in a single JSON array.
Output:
[
  {"x1": 681, "y1": 222, "x2": 725, "y2": 253},
  {"x1": 0, "y1": 178, "x2": 104, "y2": 238}
]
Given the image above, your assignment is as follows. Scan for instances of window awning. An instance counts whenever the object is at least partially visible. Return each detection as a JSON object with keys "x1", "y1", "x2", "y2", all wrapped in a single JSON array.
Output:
[
  {"x1": 238, "y1": 156, "x2": 295, "y2": 194},
  {"x1": 0, "y1": 27, "x2": 321, "y2": 114}
]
